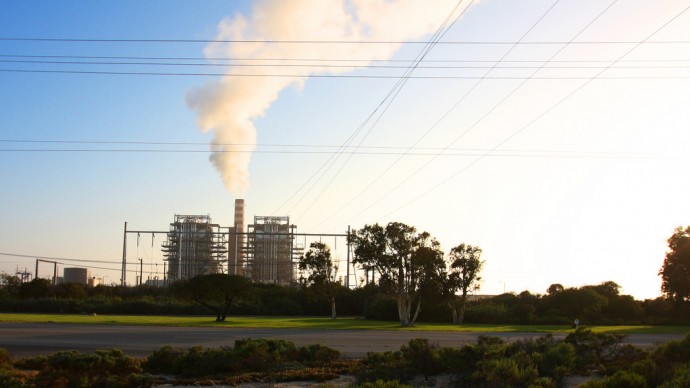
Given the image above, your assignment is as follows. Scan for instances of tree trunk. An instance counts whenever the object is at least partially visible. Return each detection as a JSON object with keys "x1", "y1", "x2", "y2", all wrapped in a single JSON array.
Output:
[
  {"x1": 397, "y1": 294, "x2": 410, "y2": 326},
  {"x1": 410, "y1": 298, "x2": 421, "y2": 326},
  {"x1": 449, "y1": 302, "x2": 458, "y2": 324},
  {"x1": 458, "y1": 298, "x2": 467, "y2": 324},
  {"x1": 330, "y1": 296, "x2": 337, "y2": 320}
]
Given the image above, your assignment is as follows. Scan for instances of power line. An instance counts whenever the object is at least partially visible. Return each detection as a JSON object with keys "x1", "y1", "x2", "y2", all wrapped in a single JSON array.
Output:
[
  {"x1": 378, "y1": 5, "x2": 690, "y2": 221},
  {"x1": 271, "y1": 0, "x2": 471, "y2": 218},
  {"x1": 3, "y1": 54, "x2": 689, "y2": 63},
  {"x1": 313, "y1": 0, "x2": 570, "y2": 232},
  {"x1": 5, "y1": 68, "x2": 686, "y2": 79},
  {"x1": 1, "y1": 36, "x2": 689, "y2": 44}
]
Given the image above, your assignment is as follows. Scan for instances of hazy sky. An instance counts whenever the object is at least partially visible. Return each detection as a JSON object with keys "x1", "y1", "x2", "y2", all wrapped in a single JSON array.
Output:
[{"x1": 1, "y1": 0, "x2": 689, "y2": 299}]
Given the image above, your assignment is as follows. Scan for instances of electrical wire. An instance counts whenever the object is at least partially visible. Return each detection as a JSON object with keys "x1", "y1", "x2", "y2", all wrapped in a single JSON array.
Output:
[
  {"x1": 377, "y1": 5, "x2": 690, "y2": 221},
  {"x1": 312, "y1": 0, "x2": 571, "y2": 232}
]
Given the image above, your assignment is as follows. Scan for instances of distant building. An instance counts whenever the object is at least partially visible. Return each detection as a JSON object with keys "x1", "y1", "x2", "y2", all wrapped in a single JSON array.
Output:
[
  {"x1": 244, "y1": 216, "x2": 300, "y2": 285},
  {"x1": 162, "y1": 215, "x2": 226, "y2": 281},
  {"x1": 63, "y1": 268, "x2": 89, "y2": 285}
]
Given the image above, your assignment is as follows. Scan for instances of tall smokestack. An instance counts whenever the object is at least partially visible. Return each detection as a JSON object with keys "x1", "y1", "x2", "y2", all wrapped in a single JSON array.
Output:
[{"x1": 233, "y1": 199, "x2": 245, "y2": 275}]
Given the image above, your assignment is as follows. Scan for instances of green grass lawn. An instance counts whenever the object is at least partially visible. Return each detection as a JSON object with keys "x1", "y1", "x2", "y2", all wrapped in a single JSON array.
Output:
[{"x1": 0, "y1": 313, "x2": 687, "y2": 335}]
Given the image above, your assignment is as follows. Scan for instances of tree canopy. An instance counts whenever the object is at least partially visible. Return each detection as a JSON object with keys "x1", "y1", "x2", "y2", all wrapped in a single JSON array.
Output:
[
  {"x1": 659, "y1": 226, "x2": 690, "y2": 304},
  {"x1": 349, "y1": 222, "x2": 444, "y2": 326},
  {"x1": 445, "y1": 243, "x2": 483, "y2": 324},
  {"x1": 298, "y1": 241, "x2": 340, "y2": 319},
  {"x1": 170, "y1": 273, "x2": 252, "y2": 321}
]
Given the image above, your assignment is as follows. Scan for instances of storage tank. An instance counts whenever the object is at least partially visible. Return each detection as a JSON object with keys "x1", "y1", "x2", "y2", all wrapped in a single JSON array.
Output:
[{"x1": 63, "y1": 267, "x2": 89, "y2": 285}]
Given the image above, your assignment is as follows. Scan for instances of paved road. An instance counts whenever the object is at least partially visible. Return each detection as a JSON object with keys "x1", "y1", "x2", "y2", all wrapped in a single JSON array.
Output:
[{"x1": 0, "y1": 323, "x2": 683, "y2": 358}]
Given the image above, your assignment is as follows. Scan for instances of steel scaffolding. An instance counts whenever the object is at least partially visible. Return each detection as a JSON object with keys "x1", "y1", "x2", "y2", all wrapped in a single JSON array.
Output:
[{"x1": 161, "y1": 215, "x2": 227, "y2": 281}]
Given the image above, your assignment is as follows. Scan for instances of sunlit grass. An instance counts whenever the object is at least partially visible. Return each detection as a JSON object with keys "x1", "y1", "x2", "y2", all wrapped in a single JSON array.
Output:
[{"x1": 0, "y1": 313, "x2": 687, "y2": 334}]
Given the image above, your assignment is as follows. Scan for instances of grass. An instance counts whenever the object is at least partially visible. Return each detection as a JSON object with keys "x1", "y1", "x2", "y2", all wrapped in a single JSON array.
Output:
[{"x1": 0, "y1": 313, "x2": 688, "y2": 334}]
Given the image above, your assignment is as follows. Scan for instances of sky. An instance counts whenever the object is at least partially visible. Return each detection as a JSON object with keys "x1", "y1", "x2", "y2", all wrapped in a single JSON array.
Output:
[{"x1": 1, "y1": 0, "x2": 689, "y2": 299}]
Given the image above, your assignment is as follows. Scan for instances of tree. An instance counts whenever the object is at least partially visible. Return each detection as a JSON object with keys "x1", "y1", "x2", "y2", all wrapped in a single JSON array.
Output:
[
  {"x1": 0, "y1": 274, "x2": 21, "y2": 299},
  {"x1": 19, "y1": 278, "x2": 51, "y2": 299},
  {"x1": 547, "y1": 283, "x2": 564, "y2": 295},
  {"x1": 170, "y1": 274, "x2": 252, "y2": 321},
  {"x1": 445, "y1": 243, "x2": 483, "y2": 324},
  {"x1": 349, "y1": 222, "x2": 445, "y2": 327},
  {"x1": 298, "y1": 242, "x2": 339, "y2": 319},
  {"x1": 659, "y1": 226, "x2": 690, "y2": 304}
]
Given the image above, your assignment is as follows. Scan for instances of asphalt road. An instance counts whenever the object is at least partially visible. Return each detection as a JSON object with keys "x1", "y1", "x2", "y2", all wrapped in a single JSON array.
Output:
[{"x1": 0, "y1": 323, "x2": 683, "y2": 358}]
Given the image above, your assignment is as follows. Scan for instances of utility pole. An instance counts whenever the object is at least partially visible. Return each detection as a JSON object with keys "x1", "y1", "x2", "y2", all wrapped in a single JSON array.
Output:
[
  {"x1": 346, "y1": 225, "x2": 350, "y2": 288},
  {"x1": 121, "y1": 222, "x2": 127, "y2": 286}
]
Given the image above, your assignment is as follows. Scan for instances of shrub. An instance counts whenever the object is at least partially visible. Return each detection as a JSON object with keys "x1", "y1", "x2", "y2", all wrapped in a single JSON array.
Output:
[
  {"x1": 565, "y1": 328, "x2": 625, "y2": 372},
  {"x1": 357, "y1": 351, "x2": 408, "y2": 383},
  {"x1": 297, "y1": 344, "x2": 340, "y2": 364},
  {"x1": 142, "y1": 345, "x2": 185, "y2": 374},
  {"x1": 400, "y1": 338, "x2": 440, "y2": 380},
  {"x1": 581, "y1": 370, "x2": 647, "y2": 388},
  {"x1": 472, "y1": 352, "x2": 541, "y2": 387},
  {"x1": 33, "y1": 349, "x2": 150, "y2": 388},
  {"x1": 358, "y1": 379, "x2": 413, "y2": 388}
]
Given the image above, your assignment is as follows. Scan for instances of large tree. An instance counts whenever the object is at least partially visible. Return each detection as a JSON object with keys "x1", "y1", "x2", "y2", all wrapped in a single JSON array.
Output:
[
  {"x1": 659, "y1": 226, "x2": 690, "y2": 304},
  {"x1": 445, "y1": 243, "x2": 483, "y2": 324},
  {"x1": 170, "y1": 273, "x2": 252, "y2": 321},
  {"x1": 349, "y1": 222, "x2": 445, "y2": 327},
  {"x1": 298, "y1": 241, "x2": 339, "y2": 319}
]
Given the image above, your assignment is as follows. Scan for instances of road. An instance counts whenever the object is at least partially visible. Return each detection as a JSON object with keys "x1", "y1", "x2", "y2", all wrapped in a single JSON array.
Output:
[{"x1": 0, "y1": 323, "x2": 683, "y2": 358}]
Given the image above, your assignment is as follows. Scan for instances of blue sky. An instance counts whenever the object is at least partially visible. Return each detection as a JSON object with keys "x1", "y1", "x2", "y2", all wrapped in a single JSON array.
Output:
[{"x1": 1, "y1": 0, "x2": 689, "y2": 299}]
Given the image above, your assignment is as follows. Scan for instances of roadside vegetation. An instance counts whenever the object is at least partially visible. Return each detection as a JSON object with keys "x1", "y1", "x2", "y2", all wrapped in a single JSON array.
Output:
[
  {"x1": 2, "y1": 223, "x2": 690, "y2": 327},
  {"x1": 1, "y1": 276, "x2": 689, "y2": 327},
  {"x1": 2, "y1": 329, "x2": 690, "y2": 387}
]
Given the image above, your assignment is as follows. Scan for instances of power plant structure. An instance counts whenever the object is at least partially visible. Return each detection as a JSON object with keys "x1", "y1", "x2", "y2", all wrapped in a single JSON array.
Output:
[
  {"x1": 243, "y1": 216, "x2": 302, "y2": 285},
  {"x1": 120, "y1": 199, "x2": 351, "y2": 287},
  {"x1": 161, "y1": 214, "x2": 227, "y2": 281},
  {"x1": 228, "y1": 199, "x2": 245, "y2": 276}
]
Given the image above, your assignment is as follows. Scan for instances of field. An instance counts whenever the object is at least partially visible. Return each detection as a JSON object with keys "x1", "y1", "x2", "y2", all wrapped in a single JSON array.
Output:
[{"x1": 0, "y1": 313, "x2": 687, "y2": 335}]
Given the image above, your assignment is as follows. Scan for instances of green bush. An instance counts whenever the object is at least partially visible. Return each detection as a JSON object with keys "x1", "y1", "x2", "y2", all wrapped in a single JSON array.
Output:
[
  {"x1": 142, "y1": 345, "x2": 185, "y2": 374},
  {"x1": 565, "y1": 328, "x2": 625, "y2": 372},
  {"x1": 400, "y1": 338, "x2": 440, "y2": 380},
  {"x1": 297, "y1": 344, "x2": 340, "y2": 364},
  {"x1": 358, "y1": 351, "x2": 408, "y2": 383},
  {"x1": 33, "y1": 349, "x2": 151, "y2": 388},
  {"x1": 358, "y1": 379, "x2": 412, "y2": 388},
  {"x1": 472, "y1": 351, "x2": 542, "y2": 387},
  {"x1": 581, "y1": 370, "x2": 647, "y2": 388}
]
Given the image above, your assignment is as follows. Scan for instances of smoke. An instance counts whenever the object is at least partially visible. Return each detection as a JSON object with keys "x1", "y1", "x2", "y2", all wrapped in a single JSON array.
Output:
[{"x1": 187, "y1": 0, "x2": 460, "y2": 195}]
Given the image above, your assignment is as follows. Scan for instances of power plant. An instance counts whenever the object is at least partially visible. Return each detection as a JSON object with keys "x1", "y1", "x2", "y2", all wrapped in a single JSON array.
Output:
[
  {"x1": 117, "y1": 199, "x2": 350, "y2": 287},
  {"x1": 161, "y1": 214, "x2": 227, "y2": 281},
  {"x1": 244, "y1": 216, "x2": 301, "y2": 284}
]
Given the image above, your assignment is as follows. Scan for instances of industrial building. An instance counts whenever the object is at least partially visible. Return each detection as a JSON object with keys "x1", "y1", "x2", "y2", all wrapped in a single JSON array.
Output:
[
  {"x1": 243, "y1": 216, "x2": 302, "y2": 285},
  {"x1": 161, "y1": 214, "x2": 226, "y2": 281},
  {"x1": 63, "y1": 267, "x2": 89, "y2": 285}
]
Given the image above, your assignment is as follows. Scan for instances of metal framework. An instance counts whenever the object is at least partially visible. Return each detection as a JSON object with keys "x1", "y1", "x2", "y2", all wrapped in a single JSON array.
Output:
[
  {"x1": 161, "y1": 215, "x2": 227, "y2": 282},
  {"x1": 242, "y1": 216, "x2": 300, "y2": 284},
  {"x1": 121, "y1": 216, "x2": 353, "y2": 287}
]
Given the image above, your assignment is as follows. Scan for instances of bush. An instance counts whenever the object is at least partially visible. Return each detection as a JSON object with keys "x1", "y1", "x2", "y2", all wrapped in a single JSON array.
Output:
[
  {"x1": 472, "y1": 352, "x2": 542, "y2": 387},
  {"x1": 565, "y1": 328, "x2": 625, "y2": 372},
  {"x1": 464, "y1": 302, "x2": 508, "y2": 323},
  {"x1": 400, "y1": 338, "x2": 440, "y2": 380},
  {"x1": 358, "y1": 351, "x2": 407, "y2": 383},
  {"x1": 358, "y1": 379, "x2": 412, "y2": 388},
  {"x1": 33, "y1": 349, "x2": 150, "y2": 388},
  {"x1": 297, "y1": 344, "x2": 340, "y2": 364},
  {"x1": 581, "y1": 370, "x2": 647, "y2": 388}
]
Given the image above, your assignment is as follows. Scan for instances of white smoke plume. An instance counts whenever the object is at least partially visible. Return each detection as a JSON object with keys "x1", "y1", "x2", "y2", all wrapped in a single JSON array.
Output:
[{"x1": 187, "y1": 0, "x2": 461, "y2": 195}]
